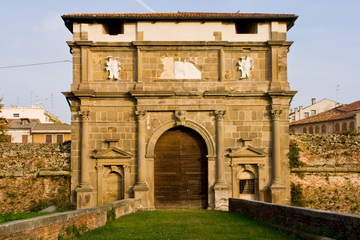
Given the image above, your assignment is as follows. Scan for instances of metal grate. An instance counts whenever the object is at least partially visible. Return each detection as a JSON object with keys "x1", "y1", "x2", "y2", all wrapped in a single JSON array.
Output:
[{"x1": 239, "y1": 179, "x2": 255, "y2": 194}]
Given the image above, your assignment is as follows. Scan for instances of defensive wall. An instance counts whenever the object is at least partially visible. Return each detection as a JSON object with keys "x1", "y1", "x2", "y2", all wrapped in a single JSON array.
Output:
[
  {"x1": 229, "y1": 198, "x2": 360, "y2": 239},
  {"x1": 0, "y1": 199, "x2": 135, "y2": 240}
]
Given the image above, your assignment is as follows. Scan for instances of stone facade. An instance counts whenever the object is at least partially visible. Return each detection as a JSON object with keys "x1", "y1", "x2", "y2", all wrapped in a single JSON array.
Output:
[{"x1": 62, "y1": 12, "x2": 298, "y2": 210}]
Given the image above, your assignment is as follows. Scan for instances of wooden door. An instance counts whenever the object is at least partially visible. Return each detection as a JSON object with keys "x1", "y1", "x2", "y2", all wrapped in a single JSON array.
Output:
[{"x1": 154, "y1": 127, "x2": 208, "y2": 209}]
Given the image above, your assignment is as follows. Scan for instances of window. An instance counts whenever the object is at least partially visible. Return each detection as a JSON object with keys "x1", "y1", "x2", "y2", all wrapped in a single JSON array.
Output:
[
  {"x1": 239, "y1": 179, "x2": 255, "y2": 194},
  {"x1": 311, "y1": 110, "x2": 316, "y2": 115},
  {"x1": 45, "y1": 135, "x2": 52, "y2": 143},
  {"x1": 315, "y1": 126, "x2": 320, "y2": 134},
  {"x1": 309, "y1": 126, "x2": 313, "y2": 134},
  {"x1": 22, "y1": 135, "x2": 28, "y2": 143},
  {"x1": 321, "y1": 125, "x2": 326, "y2": 134},
  {"x1": 304, "y1": 112, "x2": 309, "y2": 118},
  {"x1": 335, "y1": 123, "x2": 340, "y2": 133},
  {"x1": 342, "y1": 122, "x2": 347, "y2": 132},
  {"x1": 13, "y1": 113, "x2": 19, "y2": 118},
  {"x1": 102, "y1": 21, "x2": 124, "y2": 35},
  {"x1": 235, "y1": 20, "x2": 258, "y2": 34},
  {"x1": 303, "y1": 127, "x2": 307, "y2": 134},
  {"x1": 56, "y1": 135, "x2": 64, "y2": 144},
  {"x1": 350, "y1": 121, "x2": 355, "y2": 131}
]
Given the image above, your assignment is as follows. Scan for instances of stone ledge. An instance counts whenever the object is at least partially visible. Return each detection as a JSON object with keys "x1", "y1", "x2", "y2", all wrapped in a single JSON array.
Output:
[
  {"x1": 0, "y1": 198, "x2": 135, "y2": 238},
  {"x1": 291, "y1": 167, "x2": 360, "y2": 173},
  {"x1": 229, "y1": 198, "x2": 360, "y2": 239},
  {"x1": 38, "y1": 171, "x2": 71, "y2": 176}
]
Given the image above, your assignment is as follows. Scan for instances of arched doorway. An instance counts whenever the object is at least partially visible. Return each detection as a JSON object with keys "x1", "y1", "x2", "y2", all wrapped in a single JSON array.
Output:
[{"x1": 154, "y1": 127, "x2": 208, "y2": 209}]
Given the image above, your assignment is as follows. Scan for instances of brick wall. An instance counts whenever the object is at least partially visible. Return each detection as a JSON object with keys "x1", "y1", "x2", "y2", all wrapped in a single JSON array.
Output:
[
  {"x1": 0, "y1": 142, "x2": 70, "y2": 213},
  {"x1": 229, "y1": 198, "x2": 360, "y2": 239},
  {"x1": 0, "y1": 199, "x2": 135, "y2": 240}
]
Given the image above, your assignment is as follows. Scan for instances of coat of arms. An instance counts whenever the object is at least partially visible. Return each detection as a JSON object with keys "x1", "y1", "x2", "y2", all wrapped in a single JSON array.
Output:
[
  {"x1": 106, "y1": 56, "x2": 121, "y2": 80},
  {"x1": 238, "y1": 56, "x2": 254, "y2": 79}
]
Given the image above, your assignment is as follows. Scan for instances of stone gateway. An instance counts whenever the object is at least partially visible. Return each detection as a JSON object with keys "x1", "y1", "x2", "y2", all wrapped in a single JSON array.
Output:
[{"x1": 62, "y1": 12, "x2": 298, "y2": 210}]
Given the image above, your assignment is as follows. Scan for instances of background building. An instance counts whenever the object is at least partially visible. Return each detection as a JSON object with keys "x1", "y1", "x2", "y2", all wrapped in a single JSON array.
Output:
[
  {"x1": 289, "y1": 98, "x2": 341, "y2": 122},
  {"x1": 62, "y1": 12, "x2": 297, "y2": 210},
  {"x1": 290, "y1": 100, "x2": 360, "y2": 134},
  {"x1": 1, "y1": 105, "x2": 70, "y2": 143}
]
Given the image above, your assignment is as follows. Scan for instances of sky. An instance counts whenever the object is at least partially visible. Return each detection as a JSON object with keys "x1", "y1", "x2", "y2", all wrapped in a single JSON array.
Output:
[{"x1": 0, "y1": 0, "x2": 359, "y2": 123}]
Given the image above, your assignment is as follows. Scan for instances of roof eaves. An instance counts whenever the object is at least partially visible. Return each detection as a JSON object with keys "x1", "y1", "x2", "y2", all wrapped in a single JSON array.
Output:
[{"x1": 62, "y1": 12, "x2": 298, "y2": 33}]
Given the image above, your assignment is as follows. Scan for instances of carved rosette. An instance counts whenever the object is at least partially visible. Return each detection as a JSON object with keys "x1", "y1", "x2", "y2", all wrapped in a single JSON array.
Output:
[
  {"x1": 175, "y1": 110, "x2": 186, "y2": 125},
  {"x1": 135, "y1": 110, "x2": 147, "y2": 121},
  {"x1": 271, "y1": 109, "x2": 283, "y2": 120},
  {"x1": 214, "y1": 110, "x2": 226, "y2": 121},
  {"x1": 78, "y1": 111, "x2": 90, "y2": 121}
]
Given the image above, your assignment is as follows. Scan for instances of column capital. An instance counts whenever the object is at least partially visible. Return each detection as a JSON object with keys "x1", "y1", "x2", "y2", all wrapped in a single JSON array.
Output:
[
  {"x1": 135, "y1": 110, "x2": 147, "y2": 121},
  {"x1": 95, "y1": 163, "x2": 104, "y2": 172},
  {"x1": 271, "y1": 109, "x2": 283, "y2": 120},
  {"x1": 124, "y1": 165, "x2": 131, "y2": 172},
  {"x1": 78, "y1": 110, "x2": 90, "y2": 121},
  {"x1": 214, "y1": 110, "x2": 226, "y2": 120}
]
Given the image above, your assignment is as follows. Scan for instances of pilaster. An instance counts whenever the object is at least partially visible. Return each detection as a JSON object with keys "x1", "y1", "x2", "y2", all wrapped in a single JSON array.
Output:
[
  {"x1": 75, "y1": 109, "x2": 93, "y2": 209},
  {"x1": 214, "y1": 110, "x2": 229, "y2": 211},
  {"x1": 270, "y1": 104, "x2": 286, "y2": 203},
  {"x1": 133, "y1": 110, "x2": 149, "y2": 209}
]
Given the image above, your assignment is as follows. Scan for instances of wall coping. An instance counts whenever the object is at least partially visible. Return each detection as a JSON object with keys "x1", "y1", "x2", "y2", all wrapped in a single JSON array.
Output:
[
  {"x1": 291, "y1": 166, "x2": 360, "y2": 173},
  {"x1": 229, "y1": 198, "x2": 360, "y2": 239},
  {"x1": 0, "y1": 198, "x2": 134, "y2": 236}
]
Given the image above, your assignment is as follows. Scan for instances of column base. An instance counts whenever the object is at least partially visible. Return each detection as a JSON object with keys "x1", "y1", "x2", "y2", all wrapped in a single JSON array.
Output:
[
  {"x1": 133, "y1": 182, "x2": 149, "y2": 210},
  {"x1": 270, "y1": 182, "x2": 286, "y2": 204},
  {"x1": 214, "y1": 182, "x2": 229, "y2": 211},
  {"x1": 75, "y1": 183, "x2": 93, "y2": 209}
]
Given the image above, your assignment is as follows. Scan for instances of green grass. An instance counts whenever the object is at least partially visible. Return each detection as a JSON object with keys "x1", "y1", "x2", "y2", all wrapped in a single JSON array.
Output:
[
  {"x1": 0, "y1": 212, "x2": 52, "y2": 224},
  {"x1": 78, "y1": 210, "x2": 300, "y2": 240}
]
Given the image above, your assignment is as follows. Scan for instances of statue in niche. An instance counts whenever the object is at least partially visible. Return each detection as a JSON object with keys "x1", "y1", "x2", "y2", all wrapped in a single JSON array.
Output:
[
  {"x1": 106, "y1": 56, "x2": 121, "y2": 80},
  {"x1": 238, "y1": 56, "x2": 254, "y2": 79}
]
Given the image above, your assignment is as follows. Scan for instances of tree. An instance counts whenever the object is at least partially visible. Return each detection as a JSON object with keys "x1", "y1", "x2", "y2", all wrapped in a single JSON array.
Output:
[{"x1": 0, "y1": 98, "x2": 9, "y2": 142}]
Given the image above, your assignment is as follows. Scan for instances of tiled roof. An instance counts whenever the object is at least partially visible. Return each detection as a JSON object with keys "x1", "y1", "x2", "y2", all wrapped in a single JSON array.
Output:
[
  {"x1": 62, "y1": 12, "x2": 297, "y2": 19},
  {"x1": 31, "y1": 123, "x2": 71, "y2": 132},
  {"x1": 290, "y1": 100, "x2": 360, "y2": 126},
  {"x1": 7, "y1": 119, "x2": 40, "y2": 129},
  {"x1": 62, "y1": 12, "x2": 297, "y2": 32}
]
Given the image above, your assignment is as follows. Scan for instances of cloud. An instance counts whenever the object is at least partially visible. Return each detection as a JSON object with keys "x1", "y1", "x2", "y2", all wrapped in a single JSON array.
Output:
[
  {"x1": 34, "y1": 11, "x2": 65, "y2": 35},
  {"x1": 136, "y1": 0, "x2": 156, "y2": 13}
]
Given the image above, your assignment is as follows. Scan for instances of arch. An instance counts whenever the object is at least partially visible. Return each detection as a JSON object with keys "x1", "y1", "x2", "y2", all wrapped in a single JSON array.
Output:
[
  {"x1": 342, "y1": 122, "x2": 347, "y2": 132},
  {"x1": 321, "y1": 125, "x2": 326, "y2": 134},
  {"x1": 238, "y1": 170, "x2": 255, "y2": 180},
  {"x1": 315, "y1": 126, "x2": 320, "y2": 134},
  {"x1": 349, "y1": 121, "x2": 355, "y2": 131},
  {"x1": 335, "y1": 123, "x2": 340, "y2": 133},
  {"x1": 309, "y1": 126, "x2": 313, "y2": 134},
  {"x1": 303, "y1": 127, "x2": 307, "y2": 134},
  {"x1": 154, "y1": 127, "x2": 208, "y2": 209},
  {"x1": 102, "y1": 168, "x2": 124, "y2": 204},
  {"x1": 146, "y1": 120, "x2": 215, "y2": 157}
]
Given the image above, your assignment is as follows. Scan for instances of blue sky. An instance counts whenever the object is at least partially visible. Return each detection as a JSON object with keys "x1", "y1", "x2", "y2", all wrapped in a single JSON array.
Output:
[{"x1": 1, "y1": 0, "x2": 359, "y2": 123}]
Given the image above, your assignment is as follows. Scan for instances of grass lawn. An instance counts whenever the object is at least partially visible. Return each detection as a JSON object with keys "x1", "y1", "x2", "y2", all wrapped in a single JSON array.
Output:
[
  {"x1": 0, "y1": 212, "x2": 53, "y2": 224},
  {"x1": 78, "y1": 210, "x2": 300, "y2": 240}
]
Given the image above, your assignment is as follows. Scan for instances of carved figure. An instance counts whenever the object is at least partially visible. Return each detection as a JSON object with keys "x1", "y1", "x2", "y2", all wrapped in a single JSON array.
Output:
[
  {"x1": 106, "y1": 56, "x2": 121, "y2": 80},
  {"x1": 238, "y1": 56, "x2": 254, "y2": 79}
]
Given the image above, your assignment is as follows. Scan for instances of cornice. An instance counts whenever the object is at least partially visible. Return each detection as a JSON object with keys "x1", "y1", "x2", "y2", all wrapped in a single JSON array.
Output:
[
  {"x1": 130, "y1": 91, "x2": 175, "y2": 97},
  {"x1": 267, "y1": 40, "x2": 294, "y2": 47},
  {"x1": 267, "y1": 90, "x2": 297, "y2": 97}
]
